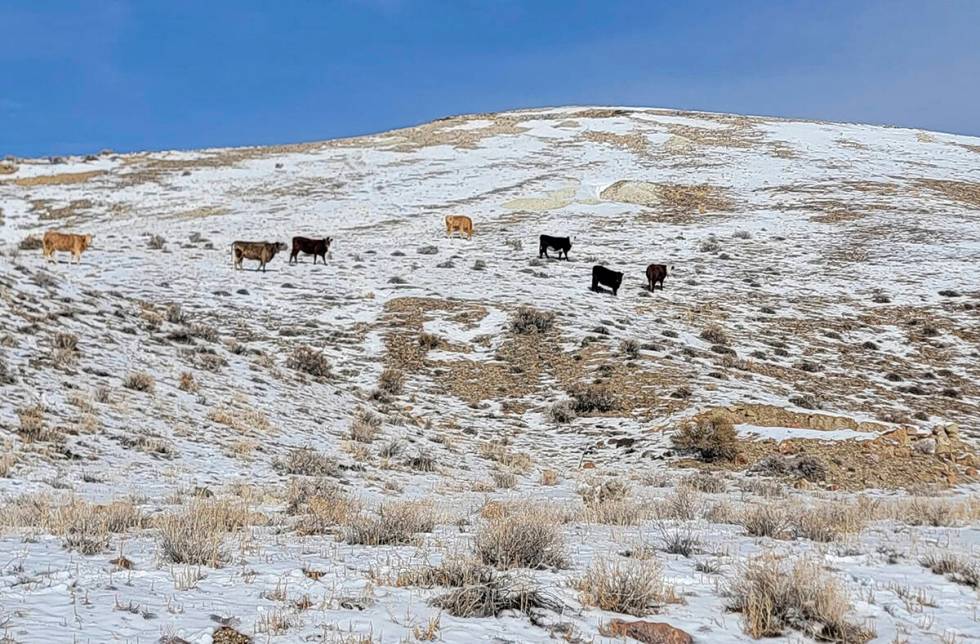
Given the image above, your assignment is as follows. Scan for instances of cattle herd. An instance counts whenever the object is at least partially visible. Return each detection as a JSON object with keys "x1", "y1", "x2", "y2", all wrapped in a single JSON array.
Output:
[{"x1": 35, "y1": 214, "x2": 671, "y2": 294}]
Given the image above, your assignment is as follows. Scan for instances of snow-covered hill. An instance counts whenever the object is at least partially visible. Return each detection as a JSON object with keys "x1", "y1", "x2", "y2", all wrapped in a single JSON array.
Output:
[{"x1": 1, "y1": 107, "x2": 978, "y2": 643}]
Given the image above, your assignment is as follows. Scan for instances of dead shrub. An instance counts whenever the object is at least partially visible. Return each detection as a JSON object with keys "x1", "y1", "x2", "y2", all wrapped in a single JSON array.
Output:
[
  {"x1": 620, "y1": 339, "x2": 641, "y2": 359},
  {"x1": 700, "y1": 324, "x2": 729, "y2": 345},
  {"x1": 547, "y1": 399, "x2": 577, "y2": 424},
  {"x1": 350, "y1": 408, "x2": 382, "y2": 443},
  {"x1": 0, "y1": 354, "x2": 16, "y2": 384},
  {"x1": 725, "y1": 555, "x2": 874, "y2": 642},
  {"x1": 287, "y1": 346, "x2": 332, "y2": 379},
  {"x1": 491, "y1": 470, "x2": 517, "y2": 489},
  {"x1": 510, "y1": 307, "x2": 555, "y2": 334},
  {"x1": 18, "y1": 235, "x2": 43, "y2": 250},
  {"x1": 672, "y1": 412, "x2": 739, "y2": 462},
  {"x1": 570, "y1": 385, "x2": 618, "y2": 413},
  {"x1": 406, "y1": 448, "x2": 437, "y2": 472},
  {"x1": 431, "y1": 573, "x2": 562, "y2": 619},
  {"x1": 123, "y1": 371, "x2": 156, "y2": 393},
  {"x1": 580, "y1": 480, "x2": 643, "y2": 524},
  {"x1": 165, "y1": 303, "x2": 186, "y2": 324},
  {"x1": 147, "y1": 234, "x2": 166, "y2": 250},
  {"x1": 475, "y1": 510, "x2": 567, "y2": 570},
  {"x1": 273, "y1": 447, "x2": 339, "y2": 477},
  {"x1": 539, "y1": 469, "x2": 560, "y2": 486},
  {"x1": 574, "y1": 556, "x2": 679, "y2": 616},
  {"x1": 418, "y1": 332, "x2": 442, "y2": 350},
  {"x1": 345, "y1": 499, "x2": 436, "y2": 546},
  {"x1": 377, "y1": 368, "x2": 404, "y2": 396}
]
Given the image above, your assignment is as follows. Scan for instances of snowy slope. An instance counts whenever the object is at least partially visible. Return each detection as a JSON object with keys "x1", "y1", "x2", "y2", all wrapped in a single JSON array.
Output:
[{"x1": 1, "y1": 107, "x2": 978, "y2": 643}]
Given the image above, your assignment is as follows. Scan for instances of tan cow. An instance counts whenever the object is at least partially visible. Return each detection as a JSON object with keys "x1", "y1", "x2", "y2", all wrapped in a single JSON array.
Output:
[
  {"x1": 42, "y1": 231, "x2": 93, "y2": 264},
  {"x1": 445, "y1": 215, "x2": 473, "y2": 240},
  {"x1": 232, "y1": 240, "x2": 287, "y2": 271}
]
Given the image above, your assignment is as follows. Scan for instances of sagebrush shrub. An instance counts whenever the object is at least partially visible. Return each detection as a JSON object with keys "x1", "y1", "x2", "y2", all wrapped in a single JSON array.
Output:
[{"x1": 672, "y1": 413, "x2": 739, "y2": 461}]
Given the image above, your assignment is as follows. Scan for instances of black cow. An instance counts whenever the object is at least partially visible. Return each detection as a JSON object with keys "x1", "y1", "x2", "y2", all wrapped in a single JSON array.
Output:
[
  {"x1": 539, "y1": 235, "x2": 571, "y2": 260},
  {"x1": 591, "y1": 265, "x2": 623, "y2": 296},
  {"x1": 290, "y1": 236, "x2": 332, "y2": 265},
  {"x1": 645, "y1": 264, "x2": 673, "y2": 291}
]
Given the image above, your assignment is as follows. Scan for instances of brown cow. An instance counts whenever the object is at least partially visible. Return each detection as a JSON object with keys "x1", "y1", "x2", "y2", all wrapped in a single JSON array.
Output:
[
  {"x1": 232, "y1": 241, "x2": 287, "y2": 272},
  {"x1": 42, "y1": 231, "x2": 93, "y2": 264},
  {"x1": 445, "y1": 215, "x2": 473, "y2": 240},
  {"x1": 646, "y1": 264, "x2": 672, "y2": 291},
  {"x1": 289, "y1": 236, "x2": 332, "y2": 265}
]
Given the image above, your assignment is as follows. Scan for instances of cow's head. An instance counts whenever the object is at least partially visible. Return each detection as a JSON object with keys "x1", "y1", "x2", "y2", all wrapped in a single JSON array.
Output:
[
  {"x1": 324, "y1": 237, "x2": 333, "y2": 249},
  {"x1": 612, "y1": 272, "x2": 624, "y2": 289},
  {"x1": 82, "y1": 234, "x2": 93, "y2": 249},
  {"x1": 275, "y1": 241, "x2": 288, "y2": 251}
]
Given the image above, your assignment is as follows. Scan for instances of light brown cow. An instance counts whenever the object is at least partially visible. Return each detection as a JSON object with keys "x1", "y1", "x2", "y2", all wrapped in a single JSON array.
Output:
[
  {"x1": 232, "y1": 240, "x2": 287, "y2": 272},
  {"x1": 445, "y1": 215, "x2": 473, "y2": 240},
  {"x1": 42, "y1": 231, "x2": 93, "y2": 264}
]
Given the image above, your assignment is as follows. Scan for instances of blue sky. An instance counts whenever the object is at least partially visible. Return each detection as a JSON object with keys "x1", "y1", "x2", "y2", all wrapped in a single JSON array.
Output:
[{"x1": 1, "y1": 0, "x2": 978, "y2": 157}]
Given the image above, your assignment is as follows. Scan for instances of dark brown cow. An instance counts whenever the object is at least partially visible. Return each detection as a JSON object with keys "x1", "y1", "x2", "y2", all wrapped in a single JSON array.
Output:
[
  {"x1": 645, "y1": 264, "x2": 672, "y2": 291},
  {"x1": 232, "y1": 241, "x2": 287, "y2": 272},
  {"x1": 290, "y1": 236, "x2": 332, "y2": 265}
]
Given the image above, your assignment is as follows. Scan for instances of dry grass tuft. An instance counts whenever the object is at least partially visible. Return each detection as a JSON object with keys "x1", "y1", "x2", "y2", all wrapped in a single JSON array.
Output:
[
  {"x1": 479, "y1": 440, "x2": 532, "y2": 474},
  {"x1": 739, "y1": 503, "x2": 793, "y2": 539},
  {"x1": 345, "y1": 500, "x2": 436, "y2": 546},
  {"x1": 16, "y1": 404, "x2": 48, "y2": 442},
  {"x1": 397, "y1": 556, "x2": 493, "y2": 588},
  {"x1": 726, "y1": 555, "x2": 873, "y2": 642},
  {"x1": 178, "y1": 371, "x2": 198, "y2": 392},
  {"x1": 350, "y1": 408, "x2": 382, "y2": 443},
  {"x1": 794, "y1": 501, "x2": 867, "y2": 542},
  {"x1": 123, "y1": 371, "x2": 156, "y2": 393},
  {"x1": 156, "y1": 499, "x2": 253, "y2": 566},
  {"x1": 672, "y1": 412, "x2": 739, "y2": 462},
  {"x1": 920, "y1": 552, "x2": 979, "y2": 589},
  {"x1": 574, "y1": 556, "x2": 680, "y2": 616},
  {"x1": 0, "y1": 452, "x2": 15, "y2": 477},
  {"x1": 0, "y1": 496, "x2": 145, "y2": 555},
  {"x1": 896, "y1": 496, "x2": 978, "y2": 527},
  {"x1": 475, "y1": 509, "x2": 567, "y2": 570}
]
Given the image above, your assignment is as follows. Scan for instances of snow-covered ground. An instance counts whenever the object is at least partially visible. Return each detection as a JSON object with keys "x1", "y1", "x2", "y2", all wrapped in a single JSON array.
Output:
[{"x1": 0, "y1": 106, "x2": 978, "y2": 642}]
